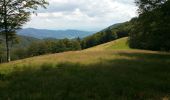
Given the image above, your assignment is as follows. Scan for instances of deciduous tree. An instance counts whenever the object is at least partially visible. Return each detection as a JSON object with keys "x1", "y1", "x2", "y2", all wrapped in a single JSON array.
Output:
[{"x1": 0, "y1": 0, "x2": 48, "y2": 62}]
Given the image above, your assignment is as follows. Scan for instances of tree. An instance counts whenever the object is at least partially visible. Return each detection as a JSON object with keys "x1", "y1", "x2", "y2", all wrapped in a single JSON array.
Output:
[
  {"x1": 103, "y1": 30, "x2": 117, "y2": 42},
  {"x1": 135, "y1": 0, "x2": 167, "y2": 14},
  {"x1": 0, "y1": 0, "x2": 48, "y2": 62},
  {"x1": 129, "y1": 0, "x2": 170, "y2": 51}
]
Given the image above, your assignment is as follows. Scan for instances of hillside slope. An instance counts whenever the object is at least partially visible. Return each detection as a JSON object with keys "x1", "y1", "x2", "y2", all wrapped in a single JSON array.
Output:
[
  {"x1": 85, "y1": 37, "x2": 130, "y2": 51},
  {"x1": 0, "y1": 37, "x2": 130, "y2": 69},
  {"x1": 0, "y1": 37, "x2": 170, "y2": 100},
  {"x1": 81, "y1": 21, "x2": 132, "y2": 49}
]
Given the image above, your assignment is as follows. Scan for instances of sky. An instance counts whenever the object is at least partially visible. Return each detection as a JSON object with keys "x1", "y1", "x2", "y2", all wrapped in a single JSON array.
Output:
[{"x1": 24, "y1": 0, "x2": 137, "y2": 31}]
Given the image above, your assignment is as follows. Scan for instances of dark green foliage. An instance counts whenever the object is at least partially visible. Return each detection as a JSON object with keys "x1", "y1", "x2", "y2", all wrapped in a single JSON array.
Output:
[
  {"x1": 0, "y1": 35, "x2": 40, "y2": 62},
  {"x1": 129, "y1": 0, "x2": 170, "y2": 51},
  {"x1": 11, "y1": 39, "x2": 81, "y2": 59},
  {"x1": 14, "y1": 35, "x2": 40, "y2": 48},
  {"x1": 27, "y1": 41, "x2": 54, "y2": 56},
  {"x1": 0, "y1": 52, "x2": 170, "y2": 99},
  {"x1": 0, "y1": 37, "x2": 81, "y2": 63},
  {"x1": 81, "y1": 22, "x2": 132, "y2": 49},
  {"x1": 11, "y1": 48, "x2": 28, "y2": 60},
  {"x1": 0, "y1": 43, "x2": 6, "y2": 63},
  {"x1": 0, "y1": 44, "x2": 3, "y2": 63},
  {"x1": 135, "y1": 0, "x2": 167, "y2": 14}
]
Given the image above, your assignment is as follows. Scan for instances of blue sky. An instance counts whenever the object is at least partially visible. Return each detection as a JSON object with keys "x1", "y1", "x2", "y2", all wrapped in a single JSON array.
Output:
[{"x1": 24, "y1": 0, "x2": 137, "y2": 31}]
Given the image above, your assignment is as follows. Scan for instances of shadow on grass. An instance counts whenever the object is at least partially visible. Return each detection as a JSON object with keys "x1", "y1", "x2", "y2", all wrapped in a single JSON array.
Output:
[{"x1": 0, "y1": 52, "x2": 170, "y2": 100}]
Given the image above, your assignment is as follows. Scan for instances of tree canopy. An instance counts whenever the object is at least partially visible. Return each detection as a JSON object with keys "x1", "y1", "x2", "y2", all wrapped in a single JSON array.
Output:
[{"x1": 129, "y1": 0, "x2": 170, "y2": 51}]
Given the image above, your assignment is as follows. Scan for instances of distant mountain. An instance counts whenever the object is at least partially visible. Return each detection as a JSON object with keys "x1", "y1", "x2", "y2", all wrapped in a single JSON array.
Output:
[{"x1": 17, "y1": 28, "x2": 94, "y2": 39}]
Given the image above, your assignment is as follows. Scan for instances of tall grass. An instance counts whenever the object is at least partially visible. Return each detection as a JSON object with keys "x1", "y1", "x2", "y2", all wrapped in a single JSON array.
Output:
[
  {"x1": 0, "y1": 52, "x2": 170, "y2": 100},
  {"x1": 0, "y1": 37, "x2": 170, "y2": 99}
]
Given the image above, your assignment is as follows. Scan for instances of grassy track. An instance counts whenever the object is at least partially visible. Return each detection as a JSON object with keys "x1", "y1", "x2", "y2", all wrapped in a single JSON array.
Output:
[{"x1": 0, "y1": 37, "x2": 170, "y2": 100}]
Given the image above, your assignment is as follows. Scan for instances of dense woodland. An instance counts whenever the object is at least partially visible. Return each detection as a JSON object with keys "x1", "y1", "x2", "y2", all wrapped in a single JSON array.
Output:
[{"x1": 129, "y1": 0, "x2": 170, "y2": 51}]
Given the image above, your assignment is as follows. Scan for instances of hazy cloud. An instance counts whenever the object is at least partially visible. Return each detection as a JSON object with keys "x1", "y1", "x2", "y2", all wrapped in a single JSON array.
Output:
[{"x1": 24, "y1": 0, "x2": 137, "y2": 31}]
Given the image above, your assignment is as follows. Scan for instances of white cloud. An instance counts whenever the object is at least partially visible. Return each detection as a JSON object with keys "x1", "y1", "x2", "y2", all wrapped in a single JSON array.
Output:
[{"x1": 24, "y1": 0, "x2": 137, "y2": 31}]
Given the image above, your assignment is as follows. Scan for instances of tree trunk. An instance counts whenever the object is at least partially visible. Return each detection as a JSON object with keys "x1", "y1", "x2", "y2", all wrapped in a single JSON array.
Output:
[
  {"x1": 5, "y1": 35, "x2": 10, "y2": 62},
  {"x1": 4, "y1": 0, "x2": 11, "y2": 62}
]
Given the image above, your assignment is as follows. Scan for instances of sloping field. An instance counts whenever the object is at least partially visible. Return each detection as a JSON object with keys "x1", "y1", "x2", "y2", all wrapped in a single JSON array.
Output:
[
  {"x1": 85, "y1": 37, "x2": 130, "y2": 51},
  {"x1": 0, "y1": 37, "x2": 170, "y2": 100}
]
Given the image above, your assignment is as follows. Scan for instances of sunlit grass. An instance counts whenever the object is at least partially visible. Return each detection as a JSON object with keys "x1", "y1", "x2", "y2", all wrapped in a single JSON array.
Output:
[
  {"x1": 0, "y1": 50, "x2": 123, "y2": 73},
  {"x1": 85, "y1": 37, "x2": 130, "y2": 51}
]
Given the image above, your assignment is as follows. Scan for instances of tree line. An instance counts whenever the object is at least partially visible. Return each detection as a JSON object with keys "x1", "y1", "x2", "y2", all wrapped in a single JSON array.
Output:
[{"x1": 0, "y1": 38, "x2": 81, "y2": 63}]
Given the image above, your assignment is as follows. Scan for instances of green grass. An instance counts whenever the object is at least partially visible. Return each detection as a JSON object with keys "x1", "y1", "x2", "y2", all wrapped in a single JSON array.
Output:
[
  {"x1": 108, "y1": 37, "x2": 130, "y2": 50},
  {"x1": 85, "y1": 37, "x2": 130, "y2": 51},
  {"x1": 0, "y1": 37, "x2": 170, "y2": 100}
]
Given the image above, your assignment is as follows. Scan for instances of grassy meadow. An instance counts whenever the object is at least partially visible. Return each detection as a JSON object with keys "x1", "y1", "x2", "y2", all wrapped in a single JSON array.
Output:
[
  {"x1": 0, "y1": 37, "x2": 170, "y2": 100},
  {"x1": 85, "y1": 37, "x2": 130, "y2": 51}
]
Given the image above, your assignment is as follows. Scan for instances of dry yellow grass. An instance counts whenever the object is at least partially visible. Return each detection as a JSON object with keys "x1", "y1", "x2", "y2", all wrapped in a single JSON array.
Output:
[{"x1": 0, "y1": 49, "x2": 163, "y2": 73}]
